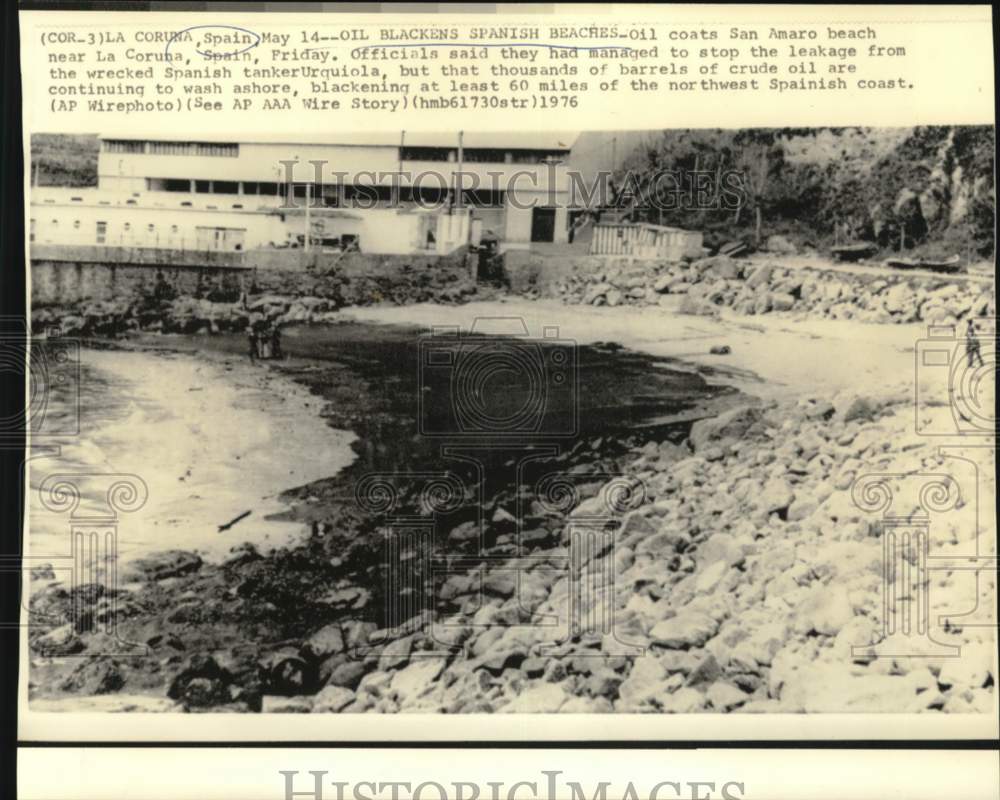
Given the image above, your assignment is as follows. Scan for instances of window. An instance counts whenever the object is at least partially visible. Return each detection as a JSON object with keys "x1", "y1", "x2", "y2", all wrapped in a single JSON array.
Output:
[
  {"x1": 170, "y1": 225, "x2": 179, "y2": 233},
  {"x1": 123, "y1": 222, "x2": 131, "y2": 231},
  {"x1": 126, "y1": 199, "x2": 137, "y2": 205},
  {"x1": 148, "y1": 141, "x2": 187, "y2": 156},
  {"x1": 147, "y1": 224, "x2": 155, "y2": 232},
  {"x1": 180, "y1": 201, "x2": 193, "y2": 207},
  {"x1": 73, "y1": 220, "x2": 81, "y2": 229},
  {"x1": 147, "y1": 178, "x2": 191, "y2": 192},
  {"x1": 195, "y1": 181, "x2": 211, "y2": 193},
  {"x1": 103, "y1": 139, "x2": 144, "y2": 154},
  {"x1": 463, "y1": 189, "x2": 505, "y2": 209},
  {"x1": 401, "y1": 146, "x2": 454, "y2": 162},
  {"x1": 29, "y1": 219, "x2": 35, "y2": 243},
  {"x1": 212, "y1": 181, "x2": 238, "y2": 194},
  {"x1": 145, "y1": 141, "x2": 238, "y2": 157},
  {"x1": 232, "y1": 204, "x2": 243, "y2": 209},
  {"x1": 463, "y1": 148, "x2": 508, "y2": 164},
  {"x1": 509, "y1": 149, "x2": 569, "y2": 164},
  {"x1": 96, "y1": 221, "x2": 107, "y2": 243},
  {"x1": 50, "y1": 219, "x2": 58, "y2": 226},
  {"x1": 70, "y1": 196, "x2": 83, "y2": 202},
  {"x1": 194, "y1": 142, "x2": 238, "y2": 157}
]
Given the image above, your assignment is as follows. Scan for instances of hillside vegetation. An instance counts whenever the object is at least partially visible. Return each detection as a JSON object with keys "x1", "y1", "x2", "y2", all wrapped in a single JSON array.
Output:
[
  {"x1": 617, "y1": 126, "x2": 995, "y2": 259},
  {"x1": 30, "y1": 133, "x2": 100, "y2": 188}
]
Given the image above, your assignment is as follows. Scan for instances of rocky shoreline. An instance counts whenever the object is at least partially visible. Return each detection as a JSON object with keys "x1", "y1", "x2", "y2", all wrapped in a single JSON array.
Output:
[
  {"x1": 31, "y1": 250, "x2": 996, "y2": 341},
  {"x1": 25, "y1": 251, "x2": 997, "y2": 714},
  {"x1": 551, "y1": 253, "x2": 995, "y2": 325},
  {"x1": 28, "y1": 374, "x2": 995, "y2": 713}
]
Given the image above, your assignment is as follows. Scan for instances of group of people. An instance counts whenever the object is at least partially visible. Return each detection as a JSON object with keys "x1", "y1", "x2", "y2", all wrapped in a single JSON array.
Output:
[{"x1": 247, "y1": 321, "x2": 283, "y2": 362}]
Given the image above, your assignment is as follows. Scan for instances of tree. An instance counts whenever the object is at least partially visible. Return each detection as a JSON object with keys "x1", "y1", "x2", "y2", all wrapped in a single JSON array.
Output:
[{"x1": 732, "y1": 131, "x2": 790, "y2": 247}]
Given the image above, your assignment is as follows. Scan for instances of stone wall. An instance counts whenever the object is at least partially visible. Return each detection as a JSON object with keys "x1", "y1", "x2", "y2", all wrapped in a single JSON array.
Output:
[{"x1": 30, "y1": 245, "x2": 477, "y2": 336}]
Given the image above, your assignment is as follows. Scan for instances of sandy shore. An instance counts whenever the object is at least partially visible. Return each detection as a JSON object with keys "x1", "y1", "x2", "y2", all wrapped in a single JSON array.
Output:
[
  {"x1": 28, "y1": 346, "x2": 357, "y2": 566},
  {"x1": 341, "y1": 297, "x2": 926, "y2": 402}
]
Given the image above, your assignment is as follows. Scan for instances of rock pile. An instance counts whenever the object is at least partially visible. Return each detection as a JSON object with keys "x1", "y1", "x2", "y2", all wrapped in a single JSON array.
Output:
[
  {"x1": 29, "y1": 392, "x2": 995, "y2": 714},
  {"x1": 554, "y1": 256, "x2": 995, "y2": 325},
  {"x1": 32, "y1": 272, "x2": 478, "y2": 338}
]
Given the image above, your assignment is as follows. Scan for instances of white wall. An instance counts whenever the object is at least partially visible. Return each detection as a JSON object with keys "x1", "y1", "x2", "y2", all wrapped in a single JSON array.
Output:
[
  {"x1": 30, "y1": 199, "x2": 287, "y2": 251},
  {"x1": 30, "y1": 189, "x2": 470, "y2": 255},
  {"x1": 98, "y1": 143, "x2": 572, "y2": 200},
  {"x1": 503, "y1": 190, "x2": 570, "y2": 244}
]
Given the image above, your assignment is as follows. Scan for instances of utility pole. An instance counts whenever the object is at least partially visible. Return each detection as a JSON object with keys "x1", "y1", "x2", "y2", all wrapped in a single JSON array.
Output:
[
  {"x1": 456, "y1": 130, "x2": 463, "y2": 212},
  {"x1": 304, "y1": 182, "x2": 311, "y2": 253},
  {"x1": 398, "y1": 130, "x2": 405, "y2": 207}
]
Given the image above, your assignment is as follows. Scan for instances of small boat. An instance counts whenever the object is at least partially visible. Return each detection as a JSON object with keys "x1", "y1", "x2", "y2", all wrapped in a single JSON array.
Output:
[
  {"x1": 884, "y1": 255, "x2": 963, "y2": 274},
  {"x1": 831, "y1": 243, "x2": 878, "y2": 262},
  {"x1": 718, "y1": 240, "x2": 749, "y2": 257}
]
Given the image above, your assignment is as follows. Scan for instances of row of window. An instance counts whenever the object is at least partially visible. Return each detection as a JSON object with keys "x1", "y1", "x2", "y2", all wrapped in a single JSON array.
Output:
[
  {"x1": 102, "y1": 140, "x2": 239, "y2": 157},
  {"x1": 400, "y1": 146, "x2": 568, "y2": 164},
  {"x1": 31, "y1": 218, "x2": 182, "y2": 244},
  {"x1": 101, "y1": 140, "x2": 561, "y2": 164},
  {"x1": 139, "y1": 180, "x2": 506, "y2": 208}
]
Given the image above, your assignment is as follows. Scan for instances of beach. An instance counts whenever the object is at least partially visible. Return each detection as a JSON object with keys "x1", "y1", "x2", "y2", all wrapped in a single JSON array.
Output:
[{"x1": 25, "y1": 292, "x2": 996, "y2": 714}]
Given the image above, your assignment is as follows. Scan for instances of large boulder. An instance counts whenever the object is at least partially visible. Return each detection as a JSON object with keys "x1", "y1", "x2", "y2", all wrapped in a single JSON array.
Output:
[
  {"x1": 649, "y1": 611, "x2": 719, "y2": 649},
  {"x1": 582, "y1": 282, "x2": 613, "y2": 305},
  {"x1": 770, "y1": 292, "x2": 796, "y2": 312},
  {"x1": 678, "y1": 294, "x2": 720, "y2": 317},
  {"x1": 120, "y1": 550, "x2": 202, "y2": 583},
  {"x1": 744, "y1": 263, "x2": 773, "y2": 290},
  {"x1": 688, "y1": 405, "x2": 765, "y2": 453},
  {"x1": 765, "y1": 235, "x2": 797, "y2": 255},
  {"x1": 693, "y1": 254, "x2": 741, "y2": 280}
]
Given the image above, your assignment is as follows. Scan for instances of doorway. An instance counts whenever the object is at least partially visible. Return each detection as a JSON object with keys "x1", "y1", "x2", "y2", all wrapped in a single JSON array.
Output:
[{"x1": 530, "y1": 207, "x2": 556, "y2": 242}]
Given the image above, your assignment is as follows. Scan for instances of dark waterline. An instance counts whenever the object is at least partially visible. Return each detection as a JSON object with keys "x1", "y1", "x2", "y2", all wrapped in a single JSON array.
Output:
[{"x1": 106, "y1": 320, "x2": 745, "y2": 635}]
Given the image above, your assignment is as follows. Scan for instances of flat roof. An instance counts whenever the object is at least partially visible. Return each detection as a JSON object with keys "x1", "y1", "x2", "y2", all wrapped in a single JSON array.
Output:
[{"x1": 98, "y1": 131, "x2": 578, "y2": 151}]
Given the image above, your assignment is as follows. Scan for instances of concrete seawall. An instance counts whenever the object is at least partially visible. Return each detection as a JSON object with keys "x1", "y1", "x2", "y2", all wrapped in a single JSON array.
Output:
[{"x1": 30, "y1": 244, "x2": 474, "y2": 307}]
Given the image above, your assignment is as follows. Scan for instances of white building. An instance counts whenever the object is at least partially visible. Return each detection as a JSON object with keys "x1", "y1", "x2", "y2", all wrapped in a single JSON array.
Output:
[{"x1": 31, "y1": 132, "x2": 578, "y2": 255}]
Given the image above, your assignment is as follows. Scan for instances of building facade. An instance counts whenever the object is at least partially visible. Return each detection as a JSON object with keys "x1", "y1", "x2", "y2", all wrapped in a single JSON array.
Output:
[{"x1": 31, "y1": 132, "x2": 576, "y2": 255}]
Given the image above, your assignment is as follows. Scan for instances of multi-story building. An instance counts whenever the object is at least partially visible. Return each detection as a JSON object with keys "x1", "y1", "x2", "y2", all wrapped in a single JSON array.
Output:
[{"x1": 30, "y1": 132, "x2": 577, "y2": 255}]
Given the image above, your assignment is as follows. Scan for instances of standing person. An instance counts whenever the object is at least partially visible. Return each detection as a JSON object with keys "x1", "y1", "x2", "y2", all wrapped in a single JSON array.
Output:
[
  {"x1": 271, "y1": 325, "x2": 283, "y2": 360},
  {"x1": 258, "y1": 322, "x2": 272, "y2": 359},
  {"x1": 247, "y1": 326, "x2": 258, "y2": 363},
  {"x1": 965, "y1": 318, "x2": 984, "y2": 368}
]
